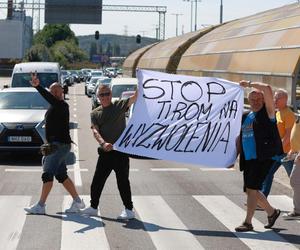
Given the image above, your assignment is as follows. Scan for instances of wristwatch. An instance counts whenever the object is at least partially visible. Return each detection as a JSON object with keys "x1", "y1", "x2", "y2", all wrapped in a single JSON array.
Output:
[{"x1": 100, "y1": 142, "x2": 105, "y2": 147}]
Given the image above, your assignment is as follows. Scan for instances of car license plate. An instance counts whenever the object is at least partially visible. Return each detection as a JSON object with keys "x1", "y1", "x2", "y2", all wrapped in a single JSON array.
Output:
[{"x1": 8, "y1": 136, "x2": 32, "y2": 142}]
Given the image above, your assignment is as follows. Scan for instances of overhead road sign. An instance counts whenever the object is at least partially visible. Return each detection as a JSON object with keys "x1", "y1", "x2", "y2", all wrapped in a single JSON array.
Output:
[{"x1": 45, "y1": 0, "x2": 102, "y2": 24}]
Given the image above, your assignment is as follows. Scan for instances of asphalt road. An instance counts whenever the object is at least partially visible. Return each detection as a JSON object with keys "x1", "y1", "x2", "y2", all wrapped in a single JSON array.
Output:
[{"x1": 0, "y1": 81, "x2": 299, "y2": 250}]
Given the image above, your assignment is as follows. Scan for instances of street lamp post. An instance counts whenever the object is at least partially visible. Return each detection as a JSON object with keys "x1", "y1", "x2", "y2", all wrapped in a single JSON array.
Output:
[
  {"x1": 172, "y1": 13, "x2": 183, "y2": 36},
  {"x1": 183, "y1": 0, "x2": 201, "y2": 32},
  {"x1": 220, "y1": 0, "x2": 223, "y2": 24}
]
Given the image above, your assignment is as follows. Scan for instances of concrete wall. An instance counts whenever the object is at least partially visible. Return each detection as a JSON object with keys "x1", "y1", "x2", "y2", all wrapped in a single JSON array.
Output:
[{"x1": 0, "y1": 19, "x2": 32, "y2": 59}]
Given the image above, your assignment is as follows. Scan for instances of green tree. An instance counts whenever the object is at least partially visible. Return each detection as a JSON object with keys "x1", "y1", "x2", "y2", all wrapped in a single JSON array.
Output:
[
  {"x1": 24, "y1": 44, "x2": 53, "y2": 62},
  {"x1": 33, "y1": 24, "x2": 78, "y2": 48},
  {"x1": 51, "y1": 40, "x2": 87, "y2": 67}
]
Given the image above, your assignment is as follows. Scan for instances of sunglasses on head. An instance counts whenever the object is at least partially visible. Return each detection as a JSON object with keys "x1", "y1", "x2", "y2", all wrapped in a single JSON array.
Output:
[{"x1": 98, "y1": 92, "x2": 111, "y2": 97}]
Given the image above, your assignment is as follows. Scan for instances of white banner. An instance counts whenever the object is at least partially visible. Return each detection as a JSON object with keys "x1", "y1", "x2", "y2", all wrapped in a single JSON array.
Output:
[{"x1": 114, "y1": 70, "x2": 244, "y2": 168}]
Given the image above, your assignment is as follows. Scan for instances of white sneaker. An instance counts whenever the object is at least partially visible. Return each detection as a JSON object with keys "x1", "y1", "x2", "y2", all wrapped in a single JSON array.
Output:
[
  {"x1": 117, "y1": 208, "x2": 135, "y2": 220},
  {"x1": 80, "y1": 206, "x2": 98, "y2": 216},
  {"x1": 65, "y1": 199, "x2": 85, "y2": 213},
  {"x1": 24, "y1": 203, "x2": 45, "y2": 215}
]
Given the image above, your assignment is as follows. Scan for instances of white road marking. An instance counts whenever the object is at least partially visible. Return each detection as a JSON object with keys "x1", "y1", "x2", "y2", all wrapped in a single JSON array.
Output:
[
  {"x1": 150, "y1": 168, "x2": 190, "y2": 171},
  {"x1": 129, "y1": 168, "x2": 139, "y2": 172},
  {"x1": 5, "y1": 168, "x2": 88, "y2": 172},
  {"x1": 0, "y1": 196, "x2": 31, "y2": 250},
  {"x1": 268, "y1": 195, "x2": 300, "y2": 224},
  {"x1": 200, "y1": 168, "x2": 235, "y2": 171},
  {"x1": 133, "y1": 195, "x2": 205, "y2": 250},
  {"x1": 61, "y1": 196, "x2": 110, "y2": 250},
  {"x1": 71, "y1": 128, "x2": 82, "y2": 186},
  {"x1": 193, "y1": 195, "x2": 298, "y2": 250}
]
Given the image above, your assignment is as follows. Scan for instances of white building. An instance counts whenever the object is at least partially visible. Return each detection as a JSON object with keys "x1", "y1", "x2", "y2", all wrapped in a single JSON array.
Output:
[{"x1": 0, "y1": 10, "x2": 33, "y2": 59}]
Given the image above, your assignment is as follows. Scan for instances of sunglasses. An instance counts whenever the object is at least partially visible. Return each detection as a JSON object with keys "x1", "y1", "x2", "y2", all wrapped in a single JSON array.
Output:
[{"x1": 98, "y1": 92, "x2": 111, "y2": 97}]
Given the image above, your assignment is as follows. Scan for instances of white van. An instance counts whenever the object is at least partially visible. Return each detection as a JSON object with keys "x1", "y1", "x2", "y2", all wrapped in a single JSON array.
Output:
[{"x1": 11, "y1": 62, "x2": 61, "y2": 88}]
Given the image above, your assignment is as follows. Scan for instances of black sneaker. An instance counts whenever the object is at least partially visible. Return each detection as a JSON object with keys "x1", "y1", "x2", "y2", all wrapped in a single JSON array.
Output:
[
  {"x1": 264, "y1": 209, "x2": 281, "y2": 228},
  {"x1": 235, "y1": 222, "x2": 253, "y2": 232}
]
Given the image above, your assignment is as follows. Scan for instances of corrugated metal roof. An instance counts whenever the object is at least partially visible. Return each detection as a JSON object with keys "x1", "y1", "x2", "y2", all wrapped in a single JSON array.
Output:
[
  {"x1": 136, "y1": 27, "x2": 214, "y2": 73},
  {"x1": 122, "y1": 43, "x2": 158, "y2": 77},
  {"x1": 178, "y1": 3, "x2": 300, "y2": 77}
]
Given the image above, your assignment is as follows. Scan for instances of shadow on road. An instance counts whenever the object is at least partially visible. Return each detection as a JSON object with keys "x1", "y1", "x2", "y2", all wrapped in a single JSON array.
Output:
[
  {"x1": 0, "y1": 152, "x2": 42, "y2": 166},
  {"x1": 0, "y1": 151, "x2": 76, "y2": 166}
]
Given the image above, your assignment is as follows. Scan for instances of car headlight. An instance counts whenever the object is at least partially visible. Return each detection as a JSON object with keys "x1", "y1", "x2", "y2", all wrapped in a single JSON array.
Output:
[
  {"x1": 35, "y1": 120, "x2": 46, "y2": 143},
  {"x1": 0, "y1": 123, "x2": 4, "y2": 134}
]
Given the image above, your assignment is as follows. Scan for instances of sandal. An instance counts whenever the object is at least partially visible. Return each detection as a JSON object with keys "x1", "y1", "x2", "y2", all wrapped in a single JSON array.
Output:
[
  {"x1": 265, "y1": 209, "x2": 281, "y2": 228},
  {"x1": 235, "y1": 222, "x2": 253, "y2": 232}
]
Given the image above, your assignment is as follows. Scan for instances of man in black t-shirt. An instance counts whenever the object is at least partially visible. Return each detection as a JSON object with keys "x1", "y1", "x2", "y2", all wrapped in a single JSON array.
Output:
[{"x1": 24, "y1": 73, "x2": 85, "y2": 215}]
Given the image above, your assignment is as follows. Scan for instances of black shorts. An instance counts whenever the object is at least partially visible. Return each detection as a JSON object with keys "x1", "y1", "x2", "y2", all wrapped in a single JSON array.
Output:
[{"x1": 243, "y1": 159, "x2": 274, "y2": 191}]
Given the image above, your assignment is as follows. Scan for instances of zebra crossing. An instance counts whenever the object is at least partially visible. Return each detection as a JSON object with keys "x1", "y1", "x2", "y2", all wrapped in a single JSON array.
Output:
[{"x1": 0, "y1": 195, "x2": 299, "y2": 250}]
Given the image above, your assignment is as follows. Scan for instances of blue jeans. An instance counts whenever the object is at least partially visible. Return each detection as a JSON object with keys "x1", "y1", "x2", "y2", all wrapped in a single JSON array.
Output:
[{"x1": 261, "y1": 154, "x2": 294, "y2": 197}]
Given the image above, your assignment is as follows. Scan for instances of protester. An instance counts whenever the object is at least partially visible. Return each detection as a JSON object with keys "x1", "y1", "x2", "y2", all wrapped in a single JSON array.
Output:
[
  {"x1": 284, "y1": 115, "x2": 300, "y2": 219},
  {"x1": 24, "y1": 73, "x2": 85, "y2": 214},
  {"x1": 261, "y1": 89, "x2": 295, "y2": 198},
  {"x1": 81, "y1": 84, "x2": 137, "y2": 219},
  {"x1": 283, "y1": 152, "x2": 300, "y2": 218},
  {"x1": 236, "y1": 80, "x2": 282, "y2": 232}
]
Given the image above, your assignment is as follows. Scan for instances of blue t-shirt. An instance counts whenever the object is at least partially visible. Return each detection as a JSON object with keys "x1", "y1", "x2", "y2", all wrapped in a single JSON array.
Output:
[{"x1": 242, "y1": 112, "x2": 257, "y2": 160}]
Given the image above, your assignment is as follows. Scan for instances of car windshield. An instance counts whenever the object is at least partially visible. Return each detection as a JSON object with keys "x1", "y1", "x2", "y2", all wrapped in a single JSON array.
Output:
[
  {"x1": 0, "y1": 92, "x2": 50, "y2": 109},
  {"x1": 11, "y1": 73, "x2": 58, "y2": 88},
  {"x1": 112, "y1": 84, "x2": 137, "y2": 98},
  {"x1": 91, "y1": 72, "x2": 103, "y2": 77}
]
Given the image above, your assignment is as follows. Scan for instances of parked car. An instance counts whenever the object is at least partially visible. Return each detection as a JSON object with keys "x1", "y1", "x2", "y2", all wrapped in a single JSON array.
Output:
[
  {"x1": 81, "y1": 68, "x2": 92, "y2": 81},
  {"x1": 86, "y1": 77, "x2": 105, "y2": 97},
  {"x1": 91, "y1": 78, "x2": 113, "y2": 109},
  {"x1": 119, "y1": 90, "x2": 135, "y2": 100},
  {"x1": 61, "y1": 70, "x2": 74, "y2": 86},
  {"x1": 104, "y1": 67, "x2": 117, "y2": 78},
  {"x1": 0, "y1": 87, "x2": 49, "y2": 152},
  {"x1": 69, "y1": 70, "x2": 81, "y2": 83},
  {"x1": 110, "y1": 77, "x2": 138, "y2": 103}
]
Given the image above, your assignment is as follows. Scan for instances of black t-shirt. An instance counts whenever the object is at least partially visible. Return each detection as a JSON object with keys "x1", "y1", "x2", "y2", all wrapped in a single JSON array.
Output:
[{"x1": 36, "y1": 85, "x2": 71, "y2": 144}]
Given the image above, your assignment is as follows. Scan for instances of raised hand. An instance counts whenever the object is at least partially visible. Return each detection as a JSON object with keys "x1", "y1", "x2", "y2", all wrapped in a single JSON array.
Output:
[{"x1": 30, "y1": 71, "x2": 40, "y2": 87}]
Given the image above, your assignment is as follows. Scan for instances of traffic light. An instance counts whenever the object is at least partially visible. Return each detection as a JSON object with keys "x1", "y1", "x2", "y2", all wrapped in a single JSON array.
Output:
[
  {"x1": 136, "y1": 34, "x2": 141, "y2": 44},
  {"x1": 95, "y1": 30, "x2": 100, "y2": 40}
]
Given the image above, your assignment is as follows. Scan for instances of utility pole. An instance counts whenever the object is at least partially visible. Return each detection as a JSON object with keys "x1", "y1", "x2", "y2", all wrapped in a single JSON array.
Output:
[
  {"x1": 183, "y1": 0, "x2": 193, "y2": 32},
  {"x1": 171, "y1": 13, "x2": 183, "y2": 36},
  {"x1": 183, "y1": 0, "x2": 201, "y2": 32},
  {"x1": 220, "y1": 0, "x2": 223, "y2": 24}
]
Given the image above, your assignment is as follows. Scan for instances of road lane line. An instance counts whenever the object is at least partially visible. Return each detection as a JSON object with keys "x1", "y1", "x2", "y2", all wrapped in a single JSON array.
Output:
[
  {"x1": 193, "y1": 195, "x2": 298, "y2": 250},
  {"x1": 61, "y1": 196, "x2": 110, "y2": 250},
  {"x1": 5, "y1": 168, "x2": 88, "y2": 172},
  {"x1": 150, "y1": 168, "x2": 190, "y2": 171},
  {"x1": 200, "y1": 168, "x2": 235, "y2": 171},
  {"x1": 71, "y1": 127, "x2": 82, "y2": 187},
  {"x1": 133, "y1": 196, "x2": 205, "y2": 250},
  {"x1": 0, "y1": 195, "x2": 31, "y2": 250}
]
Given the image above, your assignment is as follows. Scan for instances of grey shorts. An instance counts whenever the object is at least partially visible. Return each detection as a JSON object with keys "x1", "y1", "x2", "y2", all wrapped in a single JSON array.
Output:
[{"x1": 42, "y1": 142, "x2": 71, "y2": 176}]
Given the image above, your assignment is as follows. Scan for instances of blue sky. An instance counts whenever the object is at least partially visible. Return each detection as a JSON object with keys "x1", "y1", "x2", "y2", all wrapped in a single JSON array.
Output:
[{"x1": 1, "y1": 0, "x2": 299, "y2": 38}]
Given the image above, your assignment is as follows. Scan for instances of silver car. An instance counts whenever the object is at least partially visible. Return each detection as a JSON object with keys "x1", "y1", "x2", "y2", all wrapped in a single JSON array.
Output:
[{"x1": 0, "y1": 87, "x2": 49, "y2": 152}]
